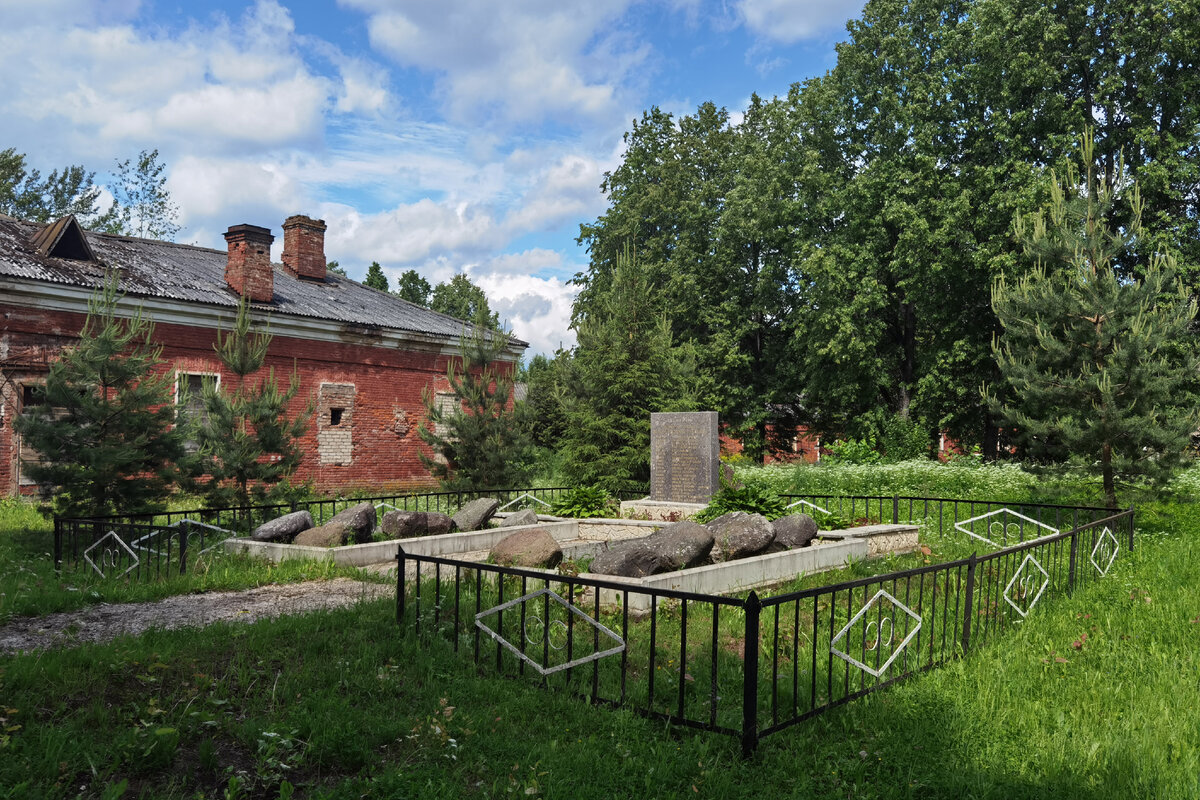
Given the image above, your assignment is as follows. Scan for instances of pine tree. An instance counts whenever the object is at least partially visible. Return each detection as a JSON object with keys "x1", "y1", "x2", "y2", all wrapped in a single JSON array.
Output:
[
  {"x1": 14, "y1": 276, "x2": 184, "y2": 518},
  {"x1": 364, "y1": 261, "x2": 389, "y2": 291},
  {"x1": 191, "y1": 298, "x2": 311, "y2": 508},
  {"x1": 988, "y1": 132, "x2": 1200, "y2": 509},
  {"x1": 559, "y1": 246, "x2": 697, "y2": 494},
  {"x1": 417, "y1": 320, "x2": 530, "y2": 491}
]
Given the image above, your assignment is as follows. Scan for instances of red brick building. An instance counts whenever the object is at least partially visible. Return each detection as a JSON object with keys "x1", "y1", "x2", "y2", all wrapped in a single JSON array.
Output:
[{"x1": 0, "y1": 213, "x2": 525, "y2": 496}]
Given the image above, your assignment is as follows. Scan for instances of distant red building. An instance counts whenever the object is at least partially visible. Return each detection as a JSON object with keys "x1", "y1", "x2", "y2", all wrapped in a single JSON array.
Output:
[{"x1": 0, "y1": 213, "x2": 524, "y2": 496}]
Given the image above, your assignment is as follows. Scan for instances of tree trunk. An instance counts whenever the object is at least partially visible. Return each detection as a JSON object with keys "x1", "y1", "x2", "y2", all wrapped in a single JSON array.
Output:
[{"x1": 1101, "y1": 441, "x2": 1118, "y2": 511}]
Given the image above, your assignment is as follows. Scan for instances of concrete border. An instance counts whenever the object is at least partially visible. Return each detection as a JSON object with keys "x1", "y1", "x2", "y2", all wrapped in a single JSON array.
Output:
[
  {"x1": 224, "y1": 520, "x2": 580, "y2": 568},
  {"x1": 585, "y1": 538, "x2": 868, "y2": 612}
]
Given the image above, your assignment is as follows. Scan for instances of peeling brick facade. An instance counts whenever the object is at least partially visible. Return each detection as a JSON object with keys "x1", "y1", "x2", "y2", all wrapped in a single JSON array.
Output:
[{"x1": 0, "y1": 300, "x2": 508, "y2": 495}]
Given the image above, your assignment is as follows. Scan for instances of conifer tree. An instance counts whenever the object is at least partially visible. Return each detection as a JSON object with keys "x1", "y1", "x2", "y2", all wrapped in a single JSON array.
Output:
[
  {"x1": 14, "y1": 276, "x2": 184, "y2": 517},
  {"x1": 190, "y1": 298, "x2": 311, "y2": 508},
  {"x1": 988, "y1": 132, "x2": 1200, "y2": 509},
  {"x1": 559, "y1": 246, "x2": 697, "y2": 494},
  {"x1": 364, "y1": 261, "x2": 389, "y2": 292},
  {"x1": 418, "y1": 317, "x2": 530, "y2": 491}
]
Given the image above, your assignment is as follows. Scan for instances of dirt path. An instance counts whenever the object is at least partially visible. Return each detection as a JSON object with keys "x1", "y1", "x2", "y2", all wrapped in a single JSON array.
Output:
[{"x1": 0, "y1": 578, "x2": 392, "y2": 656}]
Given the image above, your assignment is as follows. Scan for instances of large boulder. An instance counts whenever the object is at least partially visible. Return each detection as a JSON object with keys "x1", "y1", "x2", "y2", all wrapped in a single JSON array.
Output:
[
  {"x1": 452, "y1": 498, "x2": 499, "y2": 532},
  {"x1": 293, "y1": 521, "x2": 352, "y2": 548},
  {"x1": 251, "y1": 510, "x2": 313, "y2": 543},
  {"x1": 642, "y1": 521, "x2": 713, "y2": 570},
  {"x1": 589, "y1": 541, "x2": 674, "y2": 578},
  {"x1": 326, "y1": 501, "x2": 377, "y2": 544},
  {"x1": 770, "y1": 513, "x2": 819, "y2": 550},
  {"x1": 381, "y1": 510, "x2": 454, "y2": 539},
  {"x1": 707, "y1": 512, "x2": 775, "y2": 561},
  {"x1": 497, "y1": 508, "x2": 540, "y2": 528},
  {"x1": 489, "y1": 528, "x2": 563, "y2": 568}
]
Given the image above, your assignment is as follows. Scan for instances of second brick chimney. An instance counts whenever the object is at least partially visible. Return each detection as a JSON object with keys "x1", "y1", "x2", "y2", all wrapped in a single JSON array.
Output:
[
  {"x1": 223, "y1": 224, "x2": 275, "y2": 302},
  {"x1": 281, "y1": 215, "x2": 327, "y2": 280}
]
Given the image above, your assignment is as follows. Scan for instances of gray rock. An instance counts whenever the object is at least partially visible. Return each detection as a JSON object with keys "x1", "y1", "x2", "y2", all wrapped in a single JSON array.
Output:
[
  {"x1": 589, "y1": 541, "x2": 674, "y2": 578},
  {"x1": 771, "y1": 514, "x2": 819, "y2": 550},
  {"x1": 497, "y1": 508, "x2": 540, "y2": 528},
  {"x1": 325, "y1": 502, "x2": 376, "y2": 544},
  {"x1": 706, "y1": 512, "x2": 775, "y2": 561},
  {"x1": 452, "y1": 498, "x2": 499, "y2": 532},
  {"x1": 642, "y1": 521, "x2": 713, "y2": 570},
  {"x1": 293, "y1": 521, "x2": 352, "y2": 548},
  {"x1": 489, "y1": 528, "x2": 563, "y2": 568},
  {"x1": 381, "y1": 511, "x2": 454, "y2": 539},
  {"x1": 251, "y1": 510, "x2": 313, "y2": 543}
]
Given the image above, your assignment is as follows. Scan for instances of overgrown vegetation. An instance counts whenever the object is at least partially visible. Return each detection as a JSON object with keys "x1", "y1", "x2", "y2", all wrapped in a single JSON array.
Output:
[
  {"x1": 1, "y1": 489, "x2": 1195, "y2": 798},
  {"x1": 548, "y1": 486, "x2": 614, "y2": 518},
  {"x1": 693, "y1": 483, "x2": 787, "y2": 523}
]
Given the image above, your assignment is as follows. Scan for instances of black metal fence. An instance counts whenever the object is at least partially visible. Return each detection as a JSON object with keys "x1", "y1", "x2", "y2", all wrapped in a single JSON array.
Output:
[
  {"x1": 52, "y1": 487, "x2": 644, "y2": 578},
  {"x1": 396, "y1": 505, "x2": 1134, "y2": 755}
]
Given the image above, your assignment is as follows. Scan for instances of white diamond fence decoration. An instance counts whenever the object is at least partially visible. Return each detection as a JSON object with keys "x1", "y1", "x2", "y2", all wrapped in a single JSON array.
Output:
[
  {"x1": 83, "y1": 530, "x2": 140, "y2": 579},
  {"x1": 954, "y1": 508, "x2": 1059, "y2": 548},
  {"x1": 1003, "y1": 553, "x2": 1050, "y2": 618},
  {"x1": 830, "y1": 589, "x2": 922, "y2": 679},
  {"x1": 475, "y1": 589, "x2": 625, "y2": 676},
  {"x1": 1090, "y1": 527, "x2": 1120, "y2": 576},
  {"x1": 784, "y1": 499, "x2": 833, "y2": 516}
]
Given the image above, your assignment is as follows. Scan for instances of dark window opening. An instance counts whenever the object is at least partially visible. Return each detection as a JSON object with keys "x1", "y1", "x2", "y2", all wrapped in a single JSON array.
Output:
[
  {"x1": 330, "y1": 408, "x2": 344, "y2": 426},
  {"x1": 21, "y1": 384, "x2": 47, "y2": 409}
]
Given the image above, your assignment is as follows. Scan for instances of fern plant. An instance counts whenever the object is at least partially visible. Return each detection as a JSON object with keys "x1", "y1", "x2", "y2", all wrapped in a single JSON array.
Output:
[
  {"x1": 693, "y1": 484, "x2": 787, "y2": 523},
  {"x1": 549, "y1": 486, "x2": 614, "y2": 518}
]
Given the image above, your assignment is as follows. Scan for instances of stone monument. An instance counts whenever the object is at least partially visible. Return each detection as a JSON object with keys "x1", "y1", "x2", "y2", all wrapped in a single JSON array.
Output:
[{"x1": 622, "y1": 411, "x2": 719, "y2": 520}]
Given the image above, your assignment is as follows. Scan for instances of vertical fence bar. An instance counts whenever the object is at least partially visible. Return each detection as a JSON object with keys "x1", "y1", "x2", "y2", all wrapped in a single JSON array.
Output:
[
  {"x1": 396, "y1": 547, "x2": 406, "y2": 623},
  {"x1": 1127, "y1": 506, "x2": 1135, "y2": 551},
  {"x1": 1068, "y1": 529, "x2": 1079, "y2": 594},
  {"x1": 892, "y1": 496, "x2": 899, "y2": 524},
  {"x1": 961, "y1": 553, "x2": 977, "y2": 655},
  {"x1": 742, "y1": 591, "x2": 761, "y2": 757},
  {"x1": 178, "y1": 523, "x2": 188, "y2": 575}
]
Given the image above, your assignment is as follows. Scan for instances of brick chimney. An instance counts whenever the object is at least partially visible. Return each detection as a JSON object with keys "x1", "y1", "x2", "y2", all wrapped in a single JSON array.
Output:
[
  {"x1": 223, "y1": 224, "x2": 275, "y2": 302},
  {"x1": 281, "y1": 215, "x2": 327, "y2": 280}
]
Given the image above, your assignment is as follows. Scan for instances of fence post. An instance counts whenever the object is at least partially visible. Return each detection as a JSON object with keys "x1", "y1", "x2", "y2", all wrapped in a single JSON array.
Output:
[
  {"x1": 396, "y1": 546, "x2": 406, "y2": 624},
  {"x1": 1067, "y1": 529, "x2": 1079, "y2": 594},
  {"x1": 741, "y1": 591, "x2": 761, "y2": 757},
  {"x1": 178, "y1": 522, "x2": 189, "y2": 575},
  {"x1": 960, "y1": 553, "x2": 977, "y2": 655},
  {"x1": 53, "y1": 518, "x2": 63, "y2": 573},
  {"x1": 892, "y1": 496, "x2": 899, "y2": 524},
  {"x1": 1127, "y1": 506, "x2": 1135, "y2": 552}
]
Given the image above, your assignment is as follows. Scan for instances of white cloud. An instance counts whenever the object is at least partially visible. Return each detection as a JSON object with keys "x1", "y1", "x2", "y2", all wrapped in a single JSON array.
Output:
[
  {"x1": 341, "y1": 0, "x2": 644, "y2": 127},
  {"x1": 474, "y1": 273, "x2": 579, "y2": 355},
  {"x1": 735, "y1": 0, "x2": 863, "y2": 43}
]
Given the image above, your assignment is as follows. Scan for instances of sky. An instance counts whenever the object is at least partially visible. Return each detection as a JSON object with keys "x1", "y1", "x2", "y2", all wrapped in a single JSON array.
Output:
[{"x1": 0, "y1": 0, "x2": 864, "y2": 355}]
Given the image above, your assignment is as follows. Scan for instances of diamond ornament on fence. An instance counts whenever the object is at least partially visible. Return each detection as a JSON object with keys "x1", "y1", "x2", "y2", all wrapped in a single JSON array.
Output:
[
  {"x1": 954, "y1": 508, "x2": 1059, "y2": 548},
  {"x1": 1090, "y1": 527, "x2": 1120, "y2": 576},
  {"x1": 830, "y1": 589, "x2": 922, "y2": 679},
  {"x1": 1003, "y1": 553, "x2": 1050, "y2": 618},
  {"x1": 83, "y1": 530, "x2": 140, "y2": 579},
  {"x1": 474, "y1": 588, "x2": 625, "y2": 676}
]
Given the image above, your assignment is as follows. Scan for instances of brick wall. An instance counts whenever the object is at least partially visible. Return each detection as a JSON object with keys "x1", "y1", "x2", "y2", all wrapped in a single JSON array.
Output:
[{"x1": 0, "y1": 301, "x2": 513, "y2": 496}]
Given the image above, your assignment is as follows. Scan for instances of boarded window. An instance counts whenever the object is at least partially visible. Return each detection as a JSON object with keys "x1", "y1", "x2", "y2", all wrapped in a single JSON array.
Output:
[
  {"x1": 317, "y1": 383, "x2": 355, "y2": 465},
  {"x1": 434, "y1": 391, "x2": 460, "y2": 438}
]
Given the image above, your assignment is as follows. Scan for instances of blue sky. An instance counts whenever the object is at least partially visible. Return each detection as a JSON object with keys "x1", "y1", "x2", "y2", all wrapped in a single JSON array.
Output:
[{"x1": 0, "y1": 0, "x2": 864, "y2": 354}]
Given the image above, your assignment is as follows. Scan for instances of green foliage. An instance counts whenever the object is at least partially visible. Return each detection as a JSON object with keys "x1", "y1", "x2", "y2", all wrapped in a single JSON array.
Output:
[
  {"x1": 418, "y1": 324, "x2": 530, "y2": 491},
  {"x1": 190, "y1": 298, "x2": 311, "y2": 508},
  {"x1": 394, "y1": 269, "x2": 432, "y2": 306},
  {"x1": 363, "y1": 261, "x2": 388, "y2": 292},
  {"x1": 693, "y1": 483, "x2": 787, "y2": 523},
  {"x1": 823, "y1": 437, "x2": 883, "y2": 466},
  {"x1": 13, "y1": 277, "x2": 184, "y2": 518},
  {"x1": 108, "y1": 149, "x2": 180, "y2": 240},
  {"x1": 559, "y1": 246, "x2": 697, "y2": 495},
  {"x1": 430, "y1": 273, "x2": 499, "y2": 328},
  {"x1": 0, "y1": 147, "x2": 119, "y2": 229},
  {"x1": 548, "y1": 486, "x2": 614, "y2": 519},
  {"x1": 989, "y1": 132, "x2": 1200, "y2": 508},
  {"x1": 326, "y1": 260, "x2": 346, "y2": 277},
  {"x1": 520, "y1": 352, "x2": 568, "y2": 449}
]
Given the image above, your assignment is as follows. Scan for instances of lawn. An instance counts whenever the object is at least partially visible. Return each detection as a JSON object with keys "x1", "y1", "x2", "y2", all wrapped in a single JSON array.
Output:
[{"x1": 0, "y1": 469, "x2": 1197, "y2": 798}]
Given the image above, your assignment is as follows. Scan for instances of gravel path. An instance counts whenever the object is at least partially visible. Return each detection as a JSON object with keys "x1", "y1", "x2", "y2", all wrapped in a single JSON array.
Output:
[{"x1": 0, "y1": 578, "x2": 392, "y2": 656}]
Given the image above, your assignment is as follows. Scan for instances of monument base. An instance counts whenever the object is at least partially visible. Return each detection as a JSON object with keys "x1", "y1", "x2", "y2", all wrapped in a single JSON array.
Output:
[{"x1": 620, "y1": 499, "x2": 706, "y2": 522}]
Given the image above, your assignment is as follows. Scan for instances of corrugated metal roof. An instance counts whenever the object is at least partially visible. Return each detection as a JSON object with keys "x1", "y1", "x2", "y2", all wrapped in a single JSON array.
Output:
[{"x1": 0, "y1": 215, "x2": 527, "y2": 347}]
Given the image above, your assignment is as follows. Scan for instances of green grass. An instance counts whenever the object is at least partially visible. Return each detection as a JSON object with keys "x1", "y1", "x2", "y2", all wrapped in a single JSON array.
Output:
[
  {"x1": 1, "y1": 497, "x2": 1196, "y2": 798},
  {"x1": 0, "y1": 497, "x2": 382, "y2": 622}
]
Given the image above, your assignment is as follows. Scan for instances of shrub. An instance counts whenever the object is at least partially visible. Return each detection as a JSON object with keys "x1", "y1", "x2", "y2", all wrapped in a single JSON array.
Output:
[
  {"x1": 693, "y1": 484, "x2": 787, "y2": 523},
  {"x1": 549, "y1": 486, "x2": 614, "y2": 519}
]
